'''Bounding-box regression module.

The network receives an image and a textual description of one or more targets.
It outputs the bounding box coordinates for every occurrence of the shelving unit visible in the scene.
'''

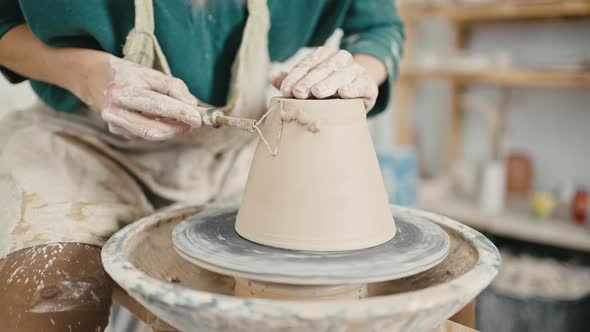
[400,1,590,22]
[395,0,590,158]
[417,176,590,252]
[401,67,590,88]
[395,1,590,251]
[420,191,590,253]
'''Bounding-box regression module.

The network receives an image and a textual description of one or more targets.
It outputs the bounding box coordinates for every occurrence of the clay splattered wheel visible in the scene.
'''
[172,206,450,285]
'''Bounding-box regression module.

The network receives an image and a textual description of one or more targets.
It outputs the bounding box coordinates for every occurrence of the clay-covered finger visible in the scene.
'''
[112,60,197,105]
[107,123,135,139]
[102,108,190,141]
[292,50,353,99]
[311,63,362,99]
[337,75,379,111]
[280,47,333,97]
[271,71,288,90]
[145,72,200,106]
[111,87,201,128]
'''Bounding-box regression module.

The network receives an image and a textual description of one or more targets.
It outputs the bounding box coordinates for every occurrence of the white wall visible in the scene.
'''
[412,18,590,191]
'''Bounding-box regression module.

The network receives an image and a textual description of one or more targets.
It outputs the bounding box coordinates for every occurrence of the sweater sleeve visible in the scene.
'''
[340,0,404,116]
[0,0,27,83]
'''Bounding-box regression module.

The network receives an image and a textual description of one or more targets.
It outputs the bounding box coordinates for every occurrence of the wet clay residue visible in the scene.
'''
[280,109,320,133]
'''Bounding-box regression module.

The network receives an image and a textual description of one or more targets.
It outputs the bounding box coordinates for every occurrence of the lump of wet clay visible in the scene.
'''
[280,109,320,133]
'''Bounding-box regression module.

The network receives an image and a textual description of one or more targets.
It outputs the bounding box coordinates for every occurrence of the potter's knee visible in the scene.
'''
[0,243,113,331]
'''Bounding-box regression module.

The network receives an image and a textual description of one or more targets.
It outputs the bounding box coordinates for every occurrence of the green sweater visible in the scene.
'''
[0,0,404,116]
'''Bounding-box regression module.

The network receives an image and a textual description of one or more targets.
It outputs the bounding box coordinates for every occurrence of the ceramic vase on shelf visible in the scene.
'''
[451,161,480,200]
[479,160,506,215]
[572,189,588,225]
[531,192,557,220]
[554,182,575,221]
[506,152,533,197]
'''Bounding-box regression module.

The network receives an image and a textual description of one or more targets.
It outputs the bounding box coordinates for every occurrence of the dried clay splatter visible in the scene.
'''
[280,109,320,133]
[166,275,181,283]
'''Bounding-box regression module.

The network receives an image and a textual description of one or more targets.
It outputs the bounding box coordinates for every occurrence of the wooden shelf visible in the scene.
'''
[400,67,590,87]
[400,1,590,23]
[420,192,590,253]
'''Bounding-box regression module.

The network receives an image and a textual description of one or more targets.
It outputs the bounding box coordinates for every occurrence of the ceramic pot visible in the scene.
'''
[572,190,588,225]
[235,97,395,251]
[506,153,533,196]
[479,160,506,215]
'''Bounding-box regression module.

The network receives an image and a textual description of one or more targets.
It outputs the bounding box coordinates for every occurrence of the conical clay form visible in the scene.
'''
[236,97,395,251]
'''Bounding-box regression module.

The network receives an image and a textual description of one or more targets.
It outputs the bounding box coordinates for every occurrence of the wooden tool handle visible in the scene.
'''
[197,107,256,132]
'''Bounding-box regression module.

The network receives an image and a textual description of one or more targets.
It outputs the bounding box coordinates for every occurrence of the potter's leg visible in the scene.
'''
[0,122,153,258]
[0,117,154,330]
[0,243,112,331]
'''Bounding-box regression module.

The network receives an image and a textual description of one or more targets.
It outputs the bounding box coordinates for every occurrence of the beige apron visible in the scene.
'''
[0,0,270,258]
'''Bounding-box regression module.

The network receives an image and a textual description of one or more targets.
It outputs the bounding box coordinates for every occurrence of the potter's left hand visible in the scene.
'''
[273,47,385,111]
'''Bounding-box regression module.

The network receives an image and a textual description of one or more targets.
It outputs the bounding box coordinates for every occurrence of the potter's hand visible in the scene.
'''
[0,27,201,140]
[274,47,385,111]
[84,55,201,141]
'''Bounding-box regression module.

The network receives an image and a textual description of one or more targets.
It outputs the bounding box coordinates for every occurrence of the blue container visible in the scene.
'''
[376,147,418,207]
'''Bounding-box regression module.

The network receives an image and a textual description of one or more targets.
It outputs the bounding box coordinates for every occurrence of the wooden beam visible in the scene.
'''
[400,1,590,23]
[447,23,469,167]
[448,82,465,167]
[450,300,477,329]
[393,80,415,146]
[113,285,179,332]
[400,68,590,88]
[393,19,417,146]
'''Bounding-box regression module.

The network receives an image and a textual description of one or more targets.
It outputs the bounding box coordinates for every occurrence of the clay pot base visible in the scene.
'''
[172,206,450,285]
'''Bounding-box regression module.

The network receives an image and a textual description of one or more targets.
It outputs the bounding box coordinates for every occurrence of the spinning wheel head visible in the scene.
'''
[172,207,450,286]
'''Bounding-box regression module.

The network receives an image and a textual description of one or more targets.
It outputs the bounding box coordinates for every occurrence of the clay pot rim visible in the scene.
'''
[102,205,500,320]
[269,96,366,124]
[271,96,365,104]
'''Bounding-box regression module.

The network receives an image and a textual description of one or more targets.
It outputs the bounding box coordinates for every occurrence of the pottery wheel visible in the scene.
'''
[172,207,450,285]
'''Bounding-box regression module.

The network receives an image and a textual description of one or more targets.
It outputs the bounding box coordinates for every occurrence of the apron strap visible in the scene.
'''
[123,0,172,75]
[121,0,270,118]
[223,0,270,118]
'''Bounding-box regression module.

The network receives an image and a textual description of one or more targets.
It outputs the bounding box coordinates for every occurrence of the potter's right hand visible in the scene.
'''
[83,55,201,141]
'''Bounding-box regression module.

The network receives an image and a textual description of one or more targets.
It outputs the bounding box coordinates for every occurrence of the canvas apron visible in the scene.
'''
[0,0,270,259]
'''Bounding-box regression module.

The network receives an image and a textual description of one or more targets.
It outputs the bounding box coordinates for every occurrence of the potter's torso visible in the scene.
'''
[4,0,365,112]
